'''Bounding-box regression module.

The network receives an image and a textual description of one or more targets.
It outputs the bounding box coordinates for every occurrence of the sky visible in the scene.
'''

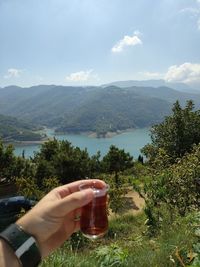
[0,0,200,88]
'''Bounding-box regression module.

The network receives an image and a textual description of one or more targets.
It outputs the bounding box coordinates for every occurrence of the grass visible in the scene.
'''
[40,249,95,267]
[40,211,198,267]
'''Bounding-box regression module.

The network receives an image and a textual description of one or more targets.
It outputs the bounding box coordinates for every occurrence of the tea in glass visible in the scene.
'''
[79,181,109,239]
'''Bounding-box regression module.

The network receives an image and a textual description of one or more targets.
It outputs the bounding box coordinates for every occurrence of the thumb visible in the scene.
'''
[54,188,94,216]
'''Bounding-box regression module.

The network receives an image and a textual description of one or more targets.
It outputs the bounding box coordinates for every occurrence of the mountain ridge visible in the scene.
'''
[102,79,199,94]
[0,83,200,138]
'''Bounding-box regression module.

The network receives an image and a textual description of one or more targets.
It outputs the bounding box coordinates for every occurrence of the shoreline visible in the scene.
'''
[5,128,140,145]
[4,138,50,146]
[87,128,136,138]
[55,128,136,139]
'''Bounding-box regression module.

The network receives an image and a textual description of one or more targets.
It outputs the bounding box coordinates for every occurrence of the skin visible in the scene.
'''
[0,179,105,267]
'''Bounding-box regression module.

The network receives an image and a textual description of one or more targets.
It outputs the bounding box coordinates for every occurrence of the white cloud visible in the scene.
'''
[164,63,200,84]
[4,68,23,79]
[111,33,142,53]
[65,69,98,82]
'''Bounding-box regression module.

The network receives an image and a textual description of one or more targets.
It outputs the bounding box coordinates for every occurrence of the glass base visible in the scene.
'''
[82,230,107,240]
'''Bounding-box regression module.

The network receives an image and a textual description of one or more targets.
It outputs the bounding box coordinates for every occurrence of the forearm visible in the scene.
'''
[0,239,20,267]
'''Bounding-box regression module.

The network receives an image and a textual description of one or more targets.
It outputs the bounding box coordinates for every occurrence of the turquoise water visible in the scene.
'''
[14,128,151,159]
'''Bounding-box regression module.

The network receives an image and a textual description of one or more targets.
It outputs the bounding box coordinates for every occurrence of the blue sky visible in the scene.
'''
[0,0,200,87]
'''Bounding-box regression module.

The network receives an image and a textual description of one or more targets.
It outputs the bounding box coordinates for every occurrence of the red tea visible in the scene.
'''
[80,193,108,239]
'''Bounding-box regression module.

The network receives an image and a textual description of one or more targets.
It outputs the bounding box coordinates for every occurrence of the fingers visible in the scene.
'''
[52,188,95,216]
[73,221,80,233]
[72,208,81,233]
[52,179,106,199]
[73,208,82,222]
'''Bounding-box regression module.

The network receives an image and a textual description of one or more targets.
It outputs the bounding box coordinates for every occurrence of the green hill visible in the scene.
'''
[0,114,43,141]
[0,84,200,135]
[0,85,98,125]
[56,86,171,135]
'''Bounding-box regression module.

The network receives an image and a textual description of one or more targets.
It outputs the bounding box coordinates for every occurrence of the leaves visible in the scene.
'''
[142,100,200,166]
[102,145,134,187]
[94,244,128,267]
[33,139,93,184]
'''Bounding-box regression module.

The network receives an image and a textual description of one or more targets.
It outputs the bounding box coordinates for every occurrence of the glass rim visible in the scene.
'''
[79,181,109,197]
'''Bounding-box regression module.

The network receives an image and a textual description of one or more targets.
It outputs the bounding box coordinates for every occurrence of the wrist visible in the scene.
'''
[0,238,20,267]
[16,215,43,258]
[0,224,41,267]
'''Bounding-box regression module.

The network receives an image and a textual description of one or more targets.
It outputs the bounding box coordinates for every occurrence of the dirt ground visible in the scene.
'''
[109,188,145,218]
[124,189,145,215]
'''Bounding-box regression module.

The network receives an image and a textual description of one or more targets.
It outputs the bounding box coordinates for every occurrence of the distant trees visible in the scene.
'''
[32,140,135,186]
[0,139,134,202]
[102,145,134,187]
[142,100,200,165]
[33,141,134,187]
[0,137,135,197]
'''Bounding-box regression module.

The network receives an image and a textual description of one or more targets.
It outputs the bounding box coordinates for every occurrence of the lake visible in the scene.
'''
[13,128,151,159]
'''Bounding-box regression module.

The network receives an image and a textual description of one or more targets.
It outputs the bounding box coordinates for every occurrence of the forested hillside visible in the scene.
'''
[57,87,171,135]
[0,85,98,125]
[1,84,200,136]
[0,114,43,141]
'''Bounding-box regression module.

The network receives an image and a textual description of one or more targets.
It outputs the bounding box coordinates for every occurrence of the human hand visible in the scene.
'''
[16,179,105,258]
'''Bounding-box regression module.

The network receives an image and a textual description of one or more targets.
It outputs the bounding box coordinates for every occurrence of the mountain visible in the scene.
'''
[0,84,200,136]
[122,86,200,106]
[0,85,98,125]
[0,114,43,142]
[188,81,200,91]
[102,79,199,93]
[56,86,171,136]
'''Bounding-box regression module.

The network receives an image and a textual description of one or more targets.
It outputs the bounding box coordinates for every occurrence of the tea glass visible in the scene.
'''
[79,181,109,240]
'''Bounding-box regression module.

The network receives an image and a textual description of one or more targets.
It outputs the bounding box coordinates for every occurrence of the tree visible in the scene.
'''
[0,141,32,182]
[34,139,92,184]
[143,143,200,226]
[142,100,200,165]
[89,151,102,176]
[137,155,144,164]
[0,142,15,181]
[102,145,134,187]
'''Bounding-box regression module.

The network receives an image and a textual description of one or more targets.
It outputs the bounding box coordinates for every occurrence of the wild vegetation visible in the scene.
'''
[0,100,200,266]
